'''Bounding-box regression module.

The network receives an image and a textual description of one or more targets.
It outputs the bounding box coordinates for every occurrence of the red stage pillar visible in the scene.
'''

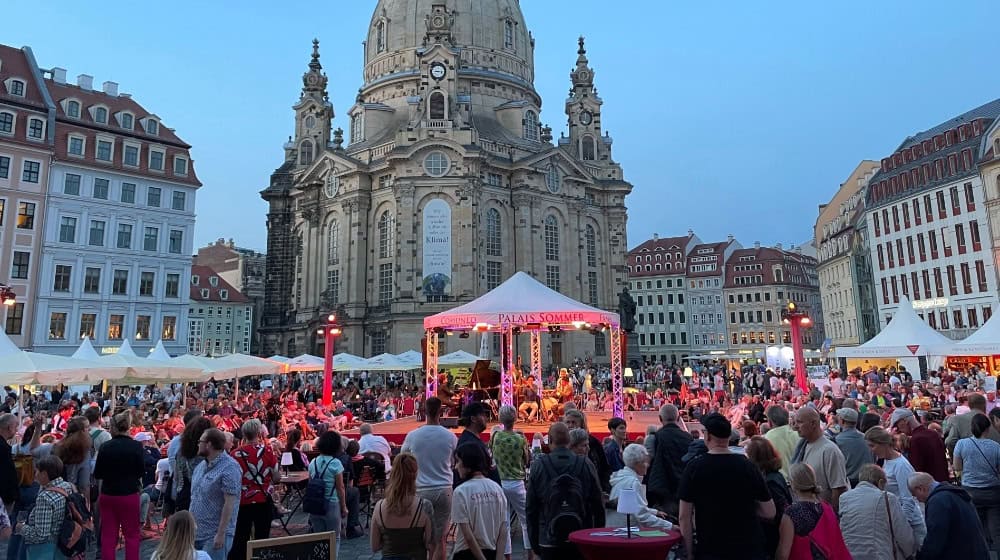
[789,318,808,393]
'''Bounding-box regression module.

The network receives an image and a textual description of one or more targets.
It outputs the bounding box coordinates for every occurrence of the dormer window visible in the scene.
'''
[146,119,158,135]
[174,156,188,176]
[200,289,209,299]
[0,111,13,135]
[27,118,44,140]
[94,107,108,124]
[9,80,24,97]
[523,110,538,141]
[66,100,80,118]
[191,275,200,285]
[219,289,228,300]
[209,276,219,287]
[120,113,133,130]
[149,149,165,171]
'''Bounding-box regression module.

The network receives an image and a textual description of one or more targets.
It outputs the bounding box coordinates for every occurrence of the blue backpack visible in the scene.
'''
[302,459,333,515]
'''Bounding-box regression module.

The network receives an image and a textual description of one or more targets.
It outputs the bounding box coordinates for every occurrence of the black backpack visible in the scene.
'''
[540,455,587,543]
[302,459,333,515]
[49,486,94,560]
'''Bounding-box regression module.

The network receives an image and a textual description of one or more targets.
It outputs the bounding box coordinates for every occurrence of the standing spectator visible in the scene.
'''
[891,408,949,482]
[791,407,848,514]
[840,464,916,560]
[908,472,989,560]
[358,423,393,474]
[451,444,508,560]
[93,412,145,560]
[763,406,800,478]
[191,428,242,560]
[14,456,75,559]
[865,426,926,546]
[952,413,1000,553]
[151,510,211,560]
[562,409,610,493]
[455,403,500,485]
[174,417,212,511]
[370,452,432,560]
[401,397,457,560]
[609,444,672,530]
[230,419,276,560]
[568,429,590,457]
[945,394,1000,455]
[307,431,347,558]
[832,408,871,488]
[745,436,791,558]
[603,417,627,474]
[0,414,18,507]
[53,417,93,505]
[527,423,604,560]
[775,463,851,560]
[678,413,774,560]
[647,404,692,516]
[490,406,531,560]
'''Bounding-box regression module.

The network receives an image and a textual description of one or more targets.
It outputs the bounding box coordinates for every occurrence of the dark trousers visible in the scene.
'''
[539,544,578,560]
[344,485,361,529]
[454,549,497,560]
[229,502,272,560]
[966,485,1000,552]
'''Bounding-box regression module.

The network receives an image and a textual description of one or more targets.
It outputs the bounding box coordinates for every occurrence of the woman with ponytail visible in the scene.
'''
[775,463,851,560]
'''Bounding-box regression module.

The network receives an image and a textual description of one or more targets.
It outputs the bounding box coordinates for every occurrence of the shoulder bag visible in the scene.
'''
[970,439,1000,478]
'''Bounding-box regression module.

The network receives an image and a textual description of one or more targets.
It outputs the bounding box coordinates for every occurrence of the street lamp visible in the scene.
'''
[781,302,811,393]
[0,284,16,306]
[317,313,341,406]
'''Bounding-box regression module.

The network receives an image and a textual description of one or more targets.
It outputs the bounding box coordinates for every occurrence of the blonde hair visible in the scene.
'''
[788,463,820,496]
[864,425,893,447]
[383,452,418,516]
[153,510,197,560]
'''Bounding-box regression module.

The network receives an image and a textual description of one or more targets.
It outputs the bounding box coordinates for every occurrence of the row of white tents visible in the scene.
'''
[266,349,484,373]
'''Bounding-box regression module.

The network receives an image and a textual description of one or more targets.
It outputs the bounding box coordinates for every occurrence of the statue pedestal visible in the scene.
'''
[625,331,643,369]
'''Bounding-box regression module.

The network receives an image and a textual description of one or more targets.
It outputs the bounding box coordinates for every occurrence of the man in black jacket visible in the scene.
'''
[527,422,605,560]
[908,472,989,559]
[646,404,692,516]
[0,413,19,507]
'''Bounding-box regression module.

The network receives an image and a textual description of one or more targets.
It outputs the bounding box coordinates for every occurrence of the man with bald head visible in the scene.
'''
[908,472,989,559]
[526,422,605,560]
[647,404,692,516]
[792,406,849,513]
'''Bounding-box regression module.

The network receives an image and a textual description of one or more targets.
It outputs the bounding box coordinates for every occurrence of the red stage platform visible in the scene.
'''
[343,410,663,445]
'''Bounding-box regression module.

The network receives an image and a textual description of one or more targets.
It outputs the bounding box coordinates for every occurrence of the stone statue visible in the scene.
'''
[618,287,637,332]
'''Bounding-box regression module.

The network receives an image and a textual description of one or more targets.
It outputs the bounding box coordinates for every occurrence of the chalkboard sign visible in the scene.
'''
[247,531,336,560]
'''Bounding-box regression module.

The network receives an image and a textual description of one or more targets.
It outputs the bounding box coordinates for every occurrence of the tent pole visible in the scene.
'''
[530,331,543,394]
[610,325,624,418]
[182,382,187,408]
[109,384,117,416]
[234,372,239,403]
[425,330,438,401]
[500,325,514,407]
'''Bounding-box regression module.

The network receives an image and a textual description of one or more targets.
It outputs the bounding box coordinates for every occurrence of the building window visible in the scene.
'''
[117,224,133,249]
[88,220,105,246]
[350,113,363,143]
[84,267,100,294]
[143,227,159,251]
[378,211,393,259]
[167,192,185,213]
[544,215,559,261]
[371,331,387,355]
[120,113,133,129]
[140,271,155,296]
[11,251,29,279]
[523,110,538,141]
[93,177,109,199]
[299,141,313,166]
[64,174,81,195]
[173,157,188,175]
[112,269,128,295]
[585,225,597,267]
[160,316,176,341]
[121,182,136,203]
[0,112,13,135]
[423,151,449,176]
[9,80,25,96]
[378,262,393,305]
[486,209,502,256]
[66,100,80,118]
[429,92,446,120]
[976,260,988,292]
[165,273,179,298]
[146,119,158,135]
[59,217,77,243]
[27,118,43,139]
[48,313,67,340]
[94,107,108,124]
[79,313,96,340]
[22,161,40,183]
[108,314,124,340]
[581,136,595,161]
[326,269,339,303]
[504,20,515,49]
[0,156,9,178]
[149,150,165,171]
[327,220,339,264]
[376,20,386,52]
[545,264,560,292]
[486,261,502,290]
[15,202,34,229]
[96,140,112,161]
[587,270,598,305]
[136,315,151,340]
[5,303,24,335]
[124,145,139,166]
[168,230,184,254]
[147,187,161,207]
[68,136,84,156]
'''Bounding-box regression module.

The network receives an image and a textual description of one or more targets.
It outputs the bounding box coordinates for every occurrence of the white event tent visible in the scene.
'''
[937,312,1000,356]
[395,350,424,369]
[99,339,206,384]
[364,353,417,371]
[0,331,124,387]
[438,350,483,367]
[835,297,952,375]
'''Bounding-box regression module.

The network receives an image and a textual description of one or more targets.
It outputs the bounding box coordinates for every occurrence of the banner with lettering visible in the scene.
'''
[422,199,452,296]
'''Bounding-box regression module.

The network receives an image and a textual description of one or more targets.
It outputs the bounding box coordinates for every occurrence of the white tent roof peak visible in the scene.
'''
[939,310,1000,355]
[148,340,172,361]
[117,339,138,357]
[0,329,22,356]
[836,297,952,358]
[72,337,100,361]
[424,271,620,330]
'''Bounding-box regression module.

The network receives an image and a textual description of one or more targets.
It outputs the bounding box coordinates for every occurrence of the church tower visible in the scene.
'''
[564,37,606,164]
[287,39,334,168]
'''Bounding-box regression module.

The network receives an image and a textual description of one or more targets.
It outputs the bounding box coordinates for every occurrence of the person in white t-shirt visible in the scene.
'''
[451,443,508,560]
[358,423,393,474]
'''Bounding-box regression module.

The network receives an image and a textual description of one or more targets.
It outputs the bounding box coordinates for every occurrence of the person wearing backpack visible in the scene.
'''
[526,422,605,560]
[303,431,347,559]
[14,455,77,560]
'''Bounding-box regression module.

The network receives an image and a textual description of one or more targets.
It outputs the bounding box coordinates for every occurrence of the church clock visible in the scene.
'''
[579,110,593,125]
[430,62,447,81]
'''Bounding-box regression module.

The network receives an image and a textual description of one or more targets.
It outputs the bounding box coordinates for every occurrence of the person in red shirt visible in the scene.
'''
[230,418,277,560]
[890,408,949,482]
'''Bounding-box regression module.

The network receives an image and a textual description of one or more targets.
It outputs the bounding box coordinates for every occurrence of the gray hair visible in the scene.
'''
[622,443,648,469]
[241,419,262,440]
[659,404,678,422]
[0,413,16,431]
[564,409,587,430]
[498,405,517,426]
[569,428,589,448]
[359,423,373,435]
[766,405,789,427]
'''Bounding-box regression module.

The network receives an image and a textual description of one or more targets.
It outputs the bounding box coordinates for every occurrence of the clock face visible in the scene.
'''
[579,111,593,125]
[430,63,447,81]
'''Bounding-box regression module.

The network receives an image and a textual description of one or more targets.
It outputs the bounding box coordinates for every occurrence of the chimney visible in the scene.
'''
[754,241,760,249]
[76,74,93,90]
[652,233,659,241]
[51,68,67,84]
[775,242,783,251]
[727,234,734,243]
[687,228,694,236]
[102,81,119,97]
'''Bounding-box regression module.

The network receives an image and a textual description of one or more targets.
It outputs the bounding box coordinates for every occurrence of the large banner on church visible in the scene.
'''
[422,199,452,296]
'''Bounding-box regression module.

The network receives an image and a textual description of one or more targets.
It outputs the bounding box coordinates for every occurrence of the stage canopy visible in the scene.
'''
[939,312,1000,356]
[836,297,952,359]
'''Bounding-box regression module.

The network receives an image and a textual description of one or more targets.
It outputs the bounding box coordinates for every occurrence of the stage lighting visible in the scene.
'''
[459,331,470,339]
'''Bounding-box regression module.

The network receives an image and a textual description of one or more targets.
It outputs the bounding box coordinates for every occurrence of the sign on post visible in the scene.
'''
[247,531,336,560]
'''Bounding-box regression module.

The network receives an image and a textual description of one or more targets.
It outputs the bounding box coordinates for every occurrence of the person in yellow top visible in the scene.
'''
[763,405,801,478]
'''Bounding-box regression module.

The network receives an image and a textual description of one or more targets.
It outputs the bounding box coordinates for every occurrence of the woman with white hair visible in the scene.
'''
[609,444,673,530]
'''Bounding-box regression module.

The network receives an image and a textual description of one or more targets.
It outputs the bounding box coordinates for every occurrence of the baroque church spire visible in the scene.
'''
[570,36,594,91]
[301,38,328,101]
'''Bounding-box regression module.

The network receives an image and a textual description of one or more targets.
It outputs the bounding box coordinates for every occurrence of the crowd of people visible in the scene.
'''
[0,360,997,560]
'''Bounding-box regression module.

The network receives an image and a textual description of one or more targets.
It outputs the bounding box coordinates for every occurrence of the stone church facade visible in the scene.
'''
[261,0,632,363]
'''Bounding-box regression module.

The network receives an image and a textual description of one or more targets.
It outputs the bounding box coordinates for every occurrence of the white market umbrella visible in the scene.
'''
[395,350,424,369]
[364,352,415,371]
[287,354,325,372]
[267,355,291,364]
[332,353,368,371]
[0,331,126,386]
[100,339,205,383]
[438,350,484,367]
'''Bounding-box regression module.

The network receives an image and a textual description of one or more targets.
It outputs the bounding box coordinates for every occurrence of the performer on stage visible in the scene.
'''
[518,375,540,422]
[436,372,457,408]
[555,368,575,403]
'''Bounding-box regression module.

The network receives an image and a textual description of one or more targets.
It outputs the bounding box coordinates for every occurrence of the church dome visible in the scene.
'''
[363,0,535,93]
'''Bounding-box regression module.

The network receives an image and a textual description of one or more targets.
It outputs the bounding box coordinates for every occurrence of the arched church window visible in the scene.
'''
[523,110,538,141]
[327,220,339,265]
[429,91,446,120]
[545,164,561,193]
[544,215,559,261]
[378,211,393,259]
[350,113,363,144]
[299,140,313,165]
[504,20,514,49]
[486,208,502,256]
[376,21,386,53]
[581,136,595,161]
[585,225,596,267]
